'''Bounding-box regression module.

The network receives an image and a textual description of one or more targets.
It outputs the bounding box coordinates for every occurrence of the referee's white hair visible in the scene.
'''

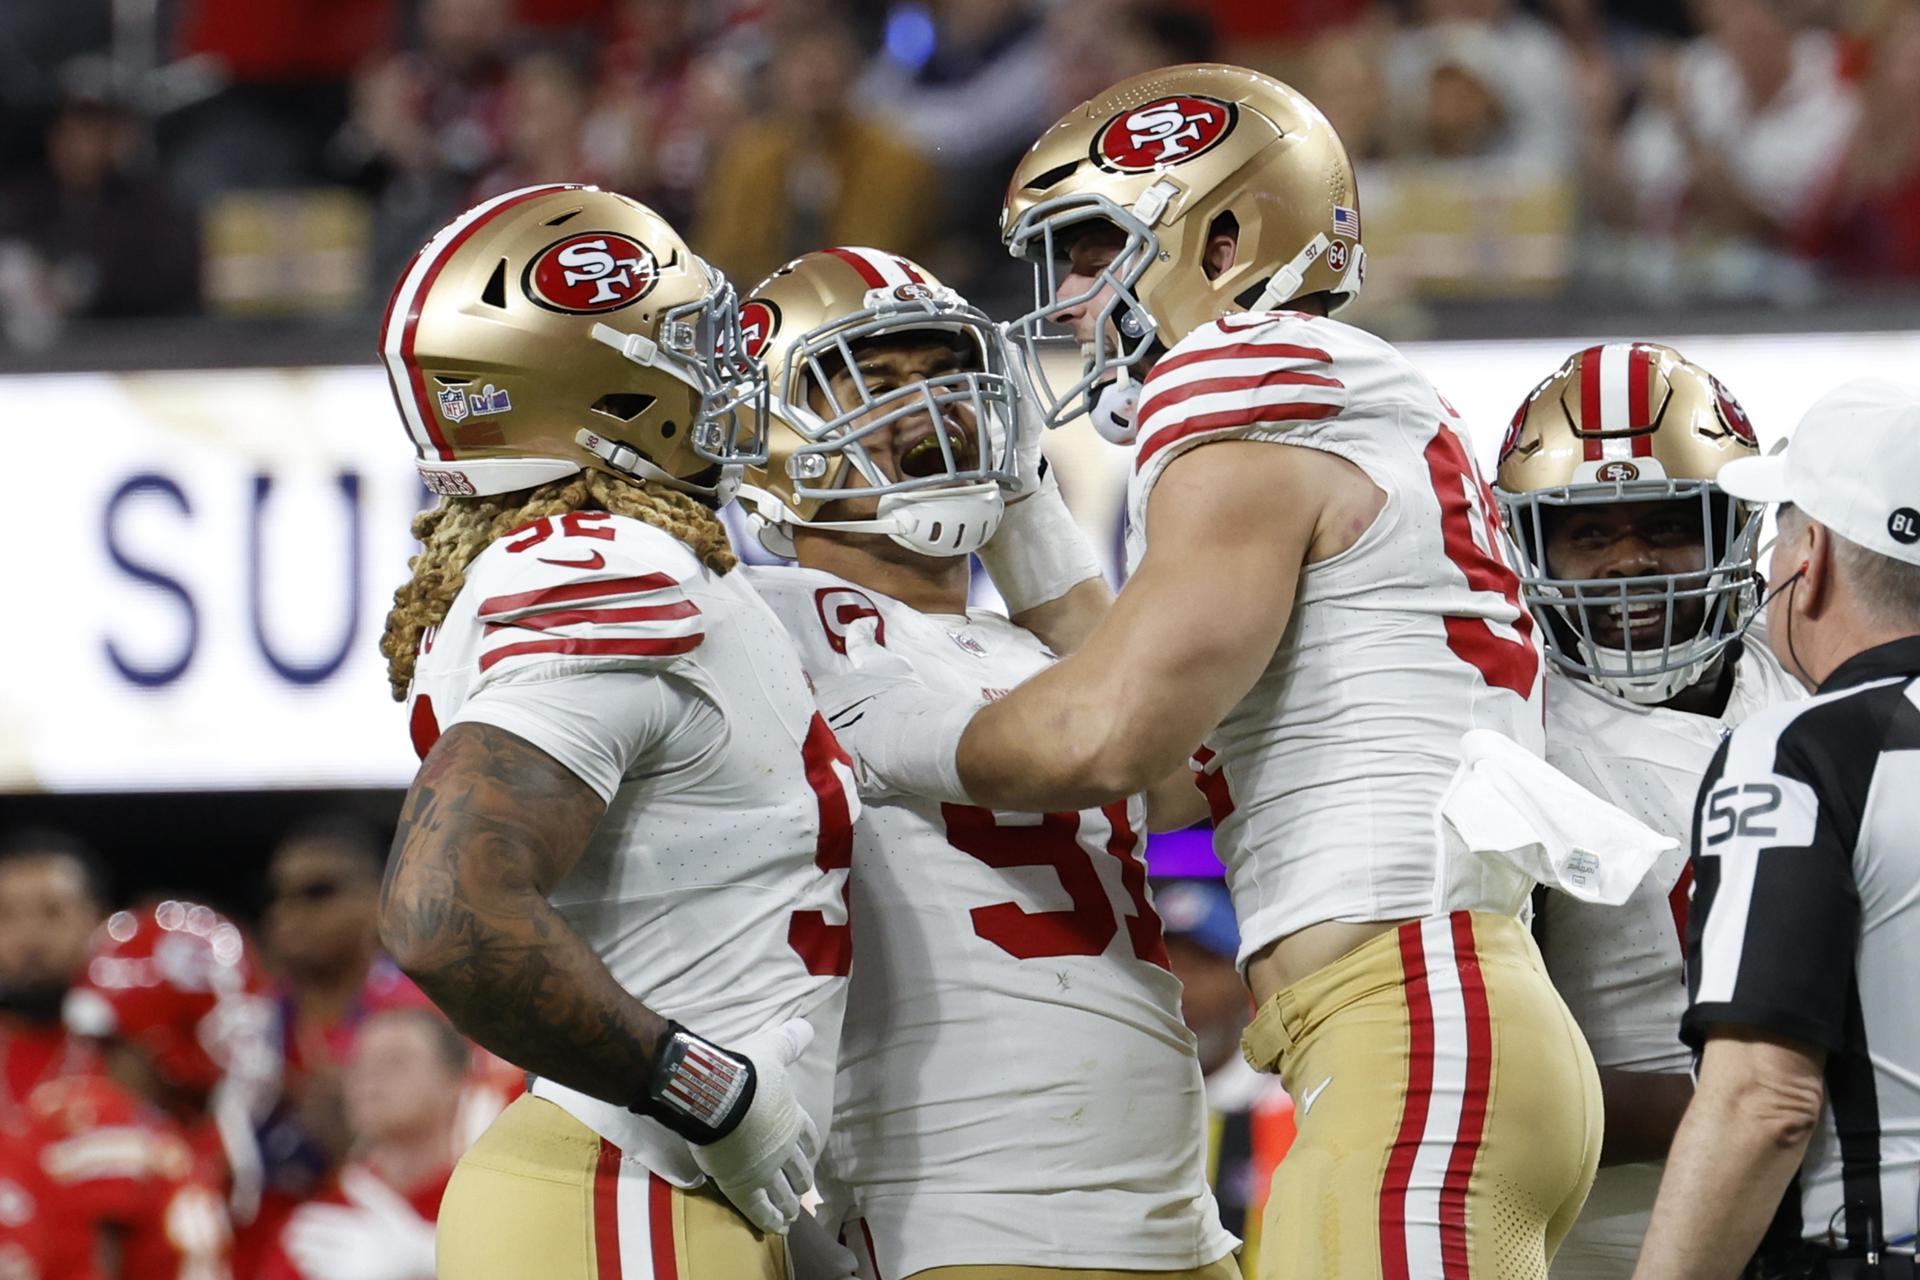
[1780,504,1920,626]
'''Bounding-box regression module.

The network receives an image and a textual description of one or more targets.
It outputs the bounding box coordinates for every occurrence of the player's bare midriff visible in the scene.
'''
[1245,917,1419,1004]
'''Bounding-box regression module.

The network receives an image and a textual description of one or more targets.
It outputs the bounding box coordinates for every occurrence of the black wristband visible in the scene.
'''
[632,1021,757,1145]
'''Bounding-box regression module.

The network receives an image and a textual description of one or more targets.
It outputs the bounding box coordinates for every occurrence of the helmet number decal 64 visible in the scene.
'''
[1091,95,1237,173]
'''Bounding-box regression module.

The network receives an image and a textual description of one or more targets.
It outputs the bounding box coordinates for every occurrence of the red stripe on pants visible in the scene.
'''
[593,1140,623,1280]
[1380,922,1436,1280]
[1438,912,1492,1278]
[649,1174,677,1280]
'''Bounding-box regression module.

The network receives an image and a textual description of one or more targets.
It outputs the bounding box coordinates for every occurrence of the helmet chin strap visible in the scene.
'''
[745,483,1006,559]
[1250,234,1331,313]
[575,429,740,506]
[1088,377,1143,445]
[590,322,707,395]
[1246,234,1367,314]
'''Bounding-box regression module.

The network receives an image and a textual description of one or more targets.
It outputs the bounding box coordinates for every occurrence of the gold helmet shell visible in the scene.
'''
[1001,63,1364,426]
[1493,342,1764,704]
[739,246,1018,559]
[378,184,765,501]
[1496,342,1761,496]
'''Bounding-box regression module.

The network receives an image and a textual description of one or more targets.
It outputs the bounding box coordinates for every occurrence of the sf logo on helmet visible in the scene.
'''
[740,299,779,359]
[1093,95,1236,173]
[526,232,660,314]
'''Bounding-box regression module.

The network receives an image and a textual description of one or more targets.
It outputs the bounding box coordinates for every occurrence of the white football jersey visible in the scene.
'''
[747,565,1236,1277]
[1126,311,1547,965]
[406,512,853,1188]
[1541,635,1803,1275]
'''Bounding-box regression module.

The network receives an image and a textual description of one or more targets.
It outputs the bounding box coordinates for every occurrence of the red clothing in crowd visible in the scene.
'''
[175,0,394,81]
[256,1163,452,1280]
[0,1115,91,1280]
[29,1074,233,1280]
[279,957,432,1084]
[0,1024,94,1115]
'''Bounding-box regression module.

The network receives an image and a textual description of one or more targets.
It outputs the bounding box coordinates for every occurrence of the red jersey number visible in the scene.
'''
[788,714,855,976]
[502,511,617,552]
[941,803,1169,970]
[1422,425,1538,696]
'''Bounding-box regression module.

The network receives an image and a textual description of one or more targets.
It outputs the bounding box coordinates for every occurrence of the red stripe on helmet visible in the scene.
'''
[400,185,567,459]
[1628,343,1652,427]
[1578,346,1604,461]
[824,246,888,288]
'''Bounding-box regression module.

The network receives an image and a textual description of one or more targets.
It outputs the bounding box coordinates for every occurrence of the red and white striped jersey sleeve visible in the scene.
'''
[463,527,706,688]
[1131,312,1350,481]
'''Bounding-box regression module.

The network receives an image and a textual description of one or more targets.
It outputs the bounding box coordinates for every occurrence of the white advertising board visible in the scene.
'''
[3,330,1913,791]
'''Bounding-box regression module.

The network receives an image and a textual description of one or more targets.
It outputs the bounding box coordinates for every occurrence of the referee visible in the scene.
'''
[1634,380,1920,1280]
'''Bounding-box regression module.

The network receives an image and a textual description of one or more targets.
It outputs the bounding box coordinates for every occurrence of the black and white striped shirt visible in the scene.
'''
[1684,635,1920,1255]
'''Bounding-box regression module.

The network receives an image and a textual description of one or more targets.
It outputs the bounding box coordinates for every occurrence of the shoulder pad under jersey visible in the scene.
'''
[462,511,708,685]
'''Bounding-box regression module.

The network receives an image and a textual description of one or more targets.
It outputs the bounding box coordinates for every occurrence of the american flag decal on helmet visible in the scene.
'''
[1333,206,1361,239]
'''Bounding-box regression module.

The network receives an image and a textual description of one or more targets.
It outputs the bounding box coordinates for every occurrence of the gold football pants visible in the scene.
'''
[1241,911,1601,1280]
[437,1094,790,1279]
[906,1264,1240,1279]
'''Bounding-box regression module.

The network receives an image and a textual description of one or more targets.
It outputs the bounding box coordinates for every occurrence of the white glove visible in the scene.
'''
[689,1018,820,1235]
[997,326,1051,499]
[282,1166,437,1280]
[981,329,1105,613]
[787,1211,862,1280]
[817,620,978,803]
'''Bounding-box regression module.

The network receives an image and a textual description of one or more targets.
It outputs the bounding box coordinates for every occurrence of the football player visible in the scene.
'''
[736,245,1238,1279]
[0,832,107,1110]
[1493,345,1804,1279]
[371,184,856,1277]
[818,65,1641,1277]
[47,898,281,1280]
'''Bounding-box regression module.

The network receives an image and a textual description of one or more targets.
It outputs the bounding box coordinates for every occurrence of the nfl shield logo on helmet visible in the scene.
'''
[437,386,470,423]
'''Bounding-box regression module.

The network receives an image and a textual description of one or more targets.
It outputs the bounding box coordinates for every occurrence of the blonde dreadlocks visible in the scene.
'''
[380,470,737,701]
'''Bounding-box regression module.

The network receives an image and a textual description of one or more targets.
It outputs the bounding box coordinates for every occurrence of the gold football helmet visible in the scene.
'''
[1494,342,1763,703]
[1001,63,1364,427]
[739,247,1018,558]
[378,183,765,502]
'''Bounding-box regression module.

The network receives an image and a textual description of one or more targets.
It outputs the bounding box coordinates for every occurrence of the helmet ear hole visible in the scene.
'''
[481,260,508,309]
[590,393,657,422]
[1023,160,1080,193]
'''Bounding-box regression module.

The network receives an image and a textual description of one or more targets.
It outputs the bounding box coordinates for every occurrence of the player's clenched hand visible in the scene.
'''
[816,619,979,804]
[637,1018,819,1234]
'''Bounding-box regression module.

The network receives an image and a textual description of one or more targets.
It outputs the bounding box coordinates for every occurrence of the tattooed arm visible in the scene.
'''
[378,721,666,1105]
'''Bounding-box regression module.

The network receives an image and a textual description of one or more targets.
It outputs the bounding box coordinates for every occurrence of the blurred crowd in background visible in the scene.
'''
[1,0,1916,350]
[0,824,1284,1278]
[0,823,525,1279]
